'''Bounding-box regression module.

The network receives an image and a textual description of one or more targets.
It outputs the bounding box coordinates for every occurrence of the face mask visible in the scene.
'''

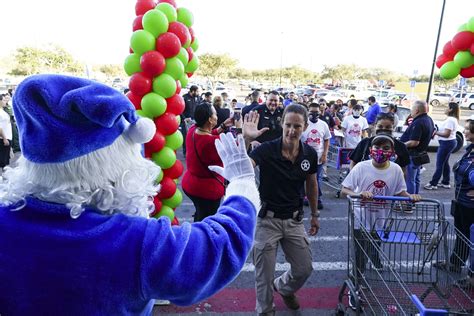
[376,129,393,135]
[353,110,361,117]
[370,149,394,164]
[308,112,319,123]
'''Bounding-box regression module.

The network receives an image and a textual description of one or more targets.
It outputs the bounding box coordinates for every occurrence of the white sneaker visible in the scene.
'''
[439,184,451,189]
[424,184,438,190]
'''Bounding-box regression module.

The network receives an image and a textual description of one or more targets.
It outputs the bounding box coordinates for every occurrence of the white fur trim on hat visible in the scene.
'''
[126,118,156,144]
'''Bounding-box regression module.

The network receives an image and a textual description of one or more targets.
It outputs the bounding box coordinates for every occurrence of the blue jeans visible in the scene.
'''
[317,163,323,203]
[429,139,457,186]
[406,159,421,194]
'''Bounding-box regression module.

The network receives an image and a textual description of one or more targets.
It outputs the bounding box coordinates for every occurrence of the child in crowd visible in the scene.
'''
[341,103,368,148]
[341,134,421,279]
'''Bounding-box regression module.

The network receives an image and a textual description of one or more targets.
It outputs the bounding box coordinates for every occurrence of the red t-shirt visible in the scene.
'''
[182,125,225,200]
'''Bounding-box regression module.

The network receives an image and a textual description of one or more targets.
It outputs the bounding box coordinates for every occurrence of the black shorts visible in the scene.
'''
[0,141,11,168]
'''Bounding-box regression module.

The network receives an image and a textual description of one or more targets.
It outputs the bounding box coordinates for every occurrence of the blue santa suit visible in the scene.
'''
[0,194,256,315]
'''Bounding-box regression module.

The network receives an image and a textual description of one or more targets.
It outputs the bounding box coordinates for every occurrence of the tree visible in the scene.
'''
[9,44,82,76]
[321,64,360,82]
[197,53,238,87]
[96,64,125,78]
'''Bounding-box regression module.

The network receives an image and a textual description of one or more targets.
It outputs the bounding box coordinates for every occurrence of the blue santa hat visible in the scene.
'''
[13,74,155,164]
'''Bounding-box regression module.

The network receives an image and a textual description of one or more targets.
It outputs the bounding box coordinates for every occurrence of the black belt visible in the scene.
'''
[266,210,301,220]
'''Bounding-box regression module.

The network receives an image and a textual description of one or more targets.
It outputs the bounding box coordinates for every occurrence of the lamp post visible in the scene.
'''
[279,32,283,87]
[426,0,447,104]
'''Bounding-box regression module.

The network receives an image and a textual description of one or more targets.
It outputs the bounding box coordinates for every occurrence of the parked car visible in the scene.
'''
[366,105,465,153]
[429,92,452,107]
[450,92,469,103]
[459,93,474,110]
[317,91,345,102]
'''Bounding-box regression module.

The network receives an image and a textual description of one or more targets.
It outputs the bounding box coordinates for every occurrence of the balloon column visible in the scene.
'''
[436,17,474,79]
[124,0,200,224]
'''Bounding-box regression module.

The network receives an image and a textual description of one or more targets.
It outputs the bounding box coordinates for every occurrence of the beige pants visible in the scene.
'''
[253,216,313,314]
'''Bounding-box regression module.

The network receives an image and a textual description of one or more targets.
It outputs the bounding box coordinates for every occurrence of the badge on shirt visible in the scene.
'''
[301,159,311,171]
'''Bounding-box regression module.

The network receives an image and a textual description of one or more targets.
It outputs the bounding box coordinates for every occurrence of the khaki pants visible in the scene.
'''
[253,216,313,314]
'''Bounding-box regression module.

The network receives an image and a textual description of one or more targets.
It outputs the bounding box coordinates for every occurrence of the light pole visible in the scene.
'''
[426,0,447,104]
[279,32,283,87]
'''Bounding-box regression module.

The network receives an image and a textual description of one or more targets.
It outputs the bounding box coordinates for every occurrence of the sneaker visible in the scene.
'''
[348,290,357,310]
[318,201,323,210]
[433,261,462,273]
[273,282,300,310]
[424,184,438,190]
[439,183,451,189]
[403,204,415,214]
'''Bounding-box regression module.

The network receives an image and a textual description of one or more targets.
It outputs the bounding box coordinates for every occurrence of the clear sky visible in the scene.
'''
[2,0,473,76]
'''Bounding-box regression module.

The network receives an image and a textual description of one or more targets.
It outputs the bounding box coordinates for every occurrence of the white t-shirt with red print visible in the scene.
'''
[341,115,368,148]
[301,119,331,165]
[342,160,406,230]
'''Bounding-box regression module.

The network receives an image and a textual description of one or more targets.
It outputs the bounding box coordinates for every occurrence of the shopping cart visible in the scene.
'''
[324,144,353,198]
[336,196,473,315]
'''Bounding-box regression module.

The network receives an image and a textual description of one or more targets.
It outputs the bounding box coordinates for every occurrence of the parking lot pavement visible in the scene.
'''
[153,150,461,315]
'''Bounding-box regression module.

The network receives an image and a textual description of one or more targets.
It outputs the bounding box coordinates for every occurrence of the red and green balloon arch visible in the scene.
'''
[436,17,474,79]
[124,0,200,224]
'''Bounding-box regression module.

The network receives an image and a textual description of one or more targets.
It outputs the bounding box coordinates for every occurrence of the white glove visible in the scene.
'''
[209,133,255,182]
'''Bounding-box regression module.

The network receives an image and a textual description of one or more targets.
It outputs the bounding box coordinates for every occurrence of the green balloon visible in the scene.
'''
[152,147,176,169]
[176,114,181,125]
[136,109,152,119]
[143,9,169,38]
[156,170,164,183]
[156,205,175,220]
[156,3,177,23]
[177,47,189,66]
[141,93,167,118]
[454,51,474,68]
[191,37,199,52]
[179,73,189,88]
[165,130,183,150]
[153,73,177,98]
[164,57,185,80]
[162,189,183,209]
[185,55,199,73]
[440,61,461,80]
[130,30,155,55]
[124,53,142,76]
[458,23,468,32]
[177,7,194,27]
[468,17,474,32]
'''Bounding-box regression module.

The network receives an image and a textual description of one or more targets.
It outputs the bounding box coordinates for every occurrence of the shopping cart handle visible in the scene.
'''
[410,295,447,315]
[349,195,411,201]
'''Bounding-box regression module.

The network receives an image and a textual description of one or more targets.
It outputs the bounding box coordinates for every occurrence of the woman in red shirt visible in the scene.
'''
[182,103,232,221]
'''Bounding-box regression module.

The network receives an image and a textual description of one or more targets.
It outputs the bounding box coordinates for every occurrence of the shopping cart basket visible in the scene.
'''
[336,196,473,315]
[324,144,352,198]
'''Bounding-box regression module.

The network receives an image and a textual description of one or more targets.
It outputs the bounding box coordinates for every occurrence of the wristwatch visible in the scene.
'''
[311,211,320,218]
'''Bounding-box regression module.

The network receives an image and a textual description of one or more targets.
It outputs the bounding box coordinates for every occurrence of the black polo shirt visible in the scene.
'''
[349,136,410,168]
[253,104,283,143]
[250,137,318,212]
[399,113,435,154]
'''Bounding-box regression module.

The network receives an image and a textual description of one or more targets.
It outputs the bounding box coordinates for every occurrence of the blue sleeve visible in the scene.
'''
[140,196,256,305]
[469,169,474,186]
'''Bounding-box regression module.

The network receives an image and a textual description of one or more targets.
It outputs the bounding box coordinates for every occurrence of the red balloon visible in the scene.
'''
[471,42,474,55]
[126,91,142,110]
[140,51,166,77]
[186,47,194,61]
[133,15,144,31]
[443,41,458,59]
[144,147,153,158]
[158,0,177,7]
[460,64,474,78]
[129,73,152,96]
[435,54,451,69]
[135,0,156,16]
[175,80,181,94]
[163,160,184,179]
[166,94,185,115]
[171,216,180,226]
[154,112,179,135]
[168,22,191,46]
[156,32,181,58]
[145,131,166,153]
[187,72,193,78]
[150,197,162,217]
[158,177,177,199]
[452,31,474,51]
[189,27,195,43]
[129,47,134,54]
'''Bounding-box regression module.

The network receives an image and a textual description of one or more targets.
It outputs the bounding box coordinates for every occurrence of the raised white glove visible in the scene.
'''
[209,133,255,182]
